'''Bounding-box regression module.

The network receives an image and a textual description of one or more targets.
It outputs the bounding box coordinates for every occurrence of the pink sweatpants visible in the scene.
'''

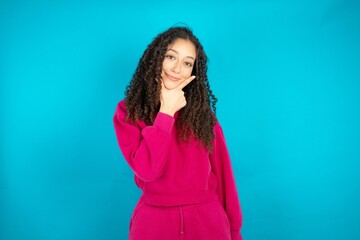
[129,200,231,240]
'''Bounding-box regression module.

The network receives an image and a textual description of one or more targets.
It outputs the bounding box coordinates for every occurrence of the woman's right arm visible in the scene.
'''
[113,101,174,182]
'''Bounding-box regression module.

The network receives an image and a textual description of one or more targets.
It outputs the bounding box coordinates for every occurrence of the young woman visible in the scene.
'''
[113,26,243,240]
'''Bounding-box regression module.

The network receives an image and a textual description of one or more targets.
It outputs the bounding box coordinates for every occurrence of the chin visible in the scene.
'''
[163,82,177,90]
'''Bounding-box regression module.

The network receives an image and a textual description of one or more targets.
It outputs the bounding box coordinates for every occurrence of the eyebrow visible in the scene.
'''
[168,49,195,61]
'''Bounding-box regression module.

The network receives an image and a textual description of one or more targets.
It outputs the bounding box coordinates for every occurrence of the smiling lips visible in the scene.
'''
[166,73,180,82]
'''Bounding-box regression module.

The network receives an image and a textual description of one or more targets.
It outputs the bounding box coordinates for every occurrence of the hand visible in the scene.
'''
[159,75,196,116]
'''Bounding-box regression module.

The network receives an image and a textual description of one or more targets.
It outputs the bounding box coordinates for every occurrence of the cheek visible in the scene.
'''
[162,60,171,71]
[183,67,193,78]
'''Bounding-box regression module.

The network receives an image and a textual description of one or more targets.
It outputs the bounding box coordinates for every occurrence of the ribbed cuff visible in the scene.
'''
[153,112,175,134]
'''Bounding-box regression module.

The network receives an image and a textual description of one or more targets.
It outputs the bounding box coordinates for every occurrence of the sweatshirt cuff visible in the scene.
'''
[231,229,242,240]
[153,112,175,134]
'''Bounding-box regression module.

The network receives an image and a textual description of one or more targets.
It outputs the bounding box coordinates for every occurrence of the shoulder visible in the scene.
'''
[114,99,146,127]
[212,116,226,139]
[212,114,222,131]
[209,110,221,128]
[115,99,127,113]
[114,99,128,120]
[118,99,126,109]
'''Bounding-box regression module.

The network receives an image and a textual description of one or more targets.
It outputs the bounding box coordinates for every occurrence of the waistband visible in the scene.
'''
[141,190,219,207]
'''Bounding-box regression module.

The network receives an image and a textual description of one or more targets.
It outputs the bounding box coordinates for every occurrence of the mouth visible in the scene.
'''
[165,73,181,82]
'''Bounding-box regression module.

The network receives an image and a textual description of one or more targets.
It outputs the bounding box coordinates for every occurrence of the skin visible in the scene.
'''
[159,38,197,117]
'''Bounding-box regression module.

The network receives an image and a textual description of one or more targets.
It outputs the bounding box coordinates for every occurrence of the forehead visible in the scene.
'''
[167,38,196,58]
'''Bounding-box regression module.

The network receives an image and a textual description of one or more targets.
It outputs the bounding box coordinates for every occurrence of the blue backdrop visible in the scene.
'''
[1,0,359,239]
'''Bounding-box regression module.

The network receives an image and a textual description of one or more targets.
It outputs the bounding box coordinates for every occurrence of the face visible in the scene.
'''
[161,38,196,90]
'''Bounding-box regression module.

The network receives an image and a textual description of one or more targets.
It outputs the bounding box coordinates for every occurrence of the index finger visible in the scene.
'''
[176,75,196,90]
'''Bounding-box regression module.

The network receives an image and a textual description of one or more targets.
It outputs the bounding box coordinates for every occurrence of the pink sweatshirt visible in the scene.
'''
[113,100,243,239]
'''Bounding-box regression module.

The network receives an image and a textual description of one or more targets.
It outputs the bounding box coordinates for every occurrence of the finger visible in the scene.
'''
[176,75,196,90]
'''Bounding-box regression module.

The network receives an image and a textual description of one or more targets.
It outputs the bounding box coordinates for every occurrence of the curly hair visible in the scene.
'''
[124,26,218,151]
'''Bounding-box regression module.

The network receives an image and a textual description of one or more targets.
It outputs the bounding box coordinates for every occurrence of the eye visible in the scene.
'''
[165,55,175,60]
[185,62,193,67]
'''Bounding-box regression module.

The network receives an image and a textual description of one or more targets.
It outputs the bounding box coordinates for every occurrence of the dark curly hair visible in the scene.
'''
[124,26,218,151]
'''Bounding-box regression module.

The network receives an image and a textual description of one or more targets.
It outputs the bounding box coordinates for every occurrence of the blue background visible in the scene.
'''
[1,0,359,239]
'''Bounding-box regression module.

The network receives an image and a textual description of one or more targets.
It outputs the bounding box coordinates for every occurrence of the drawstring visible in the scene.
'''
[179,206,184,235]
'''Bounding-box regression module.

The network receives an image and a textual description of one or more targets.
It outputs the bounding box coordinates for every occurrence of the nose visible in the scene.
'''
[171,60,181,74]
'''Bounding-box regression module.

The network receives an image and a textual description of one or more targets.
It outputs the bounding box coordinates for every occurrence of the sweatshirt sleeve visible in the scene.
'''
[210,122,243,240]
[113,100,174,182]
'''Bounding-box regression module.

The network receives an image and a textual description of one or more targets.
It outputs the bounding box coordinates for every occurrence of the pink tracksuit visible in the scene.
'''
[113,100,243,240]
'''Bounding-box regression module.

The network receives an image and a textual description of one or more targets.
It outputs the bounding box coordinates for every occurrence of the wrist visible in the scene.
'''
[159,106,176,117]
[159,109,175,117]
